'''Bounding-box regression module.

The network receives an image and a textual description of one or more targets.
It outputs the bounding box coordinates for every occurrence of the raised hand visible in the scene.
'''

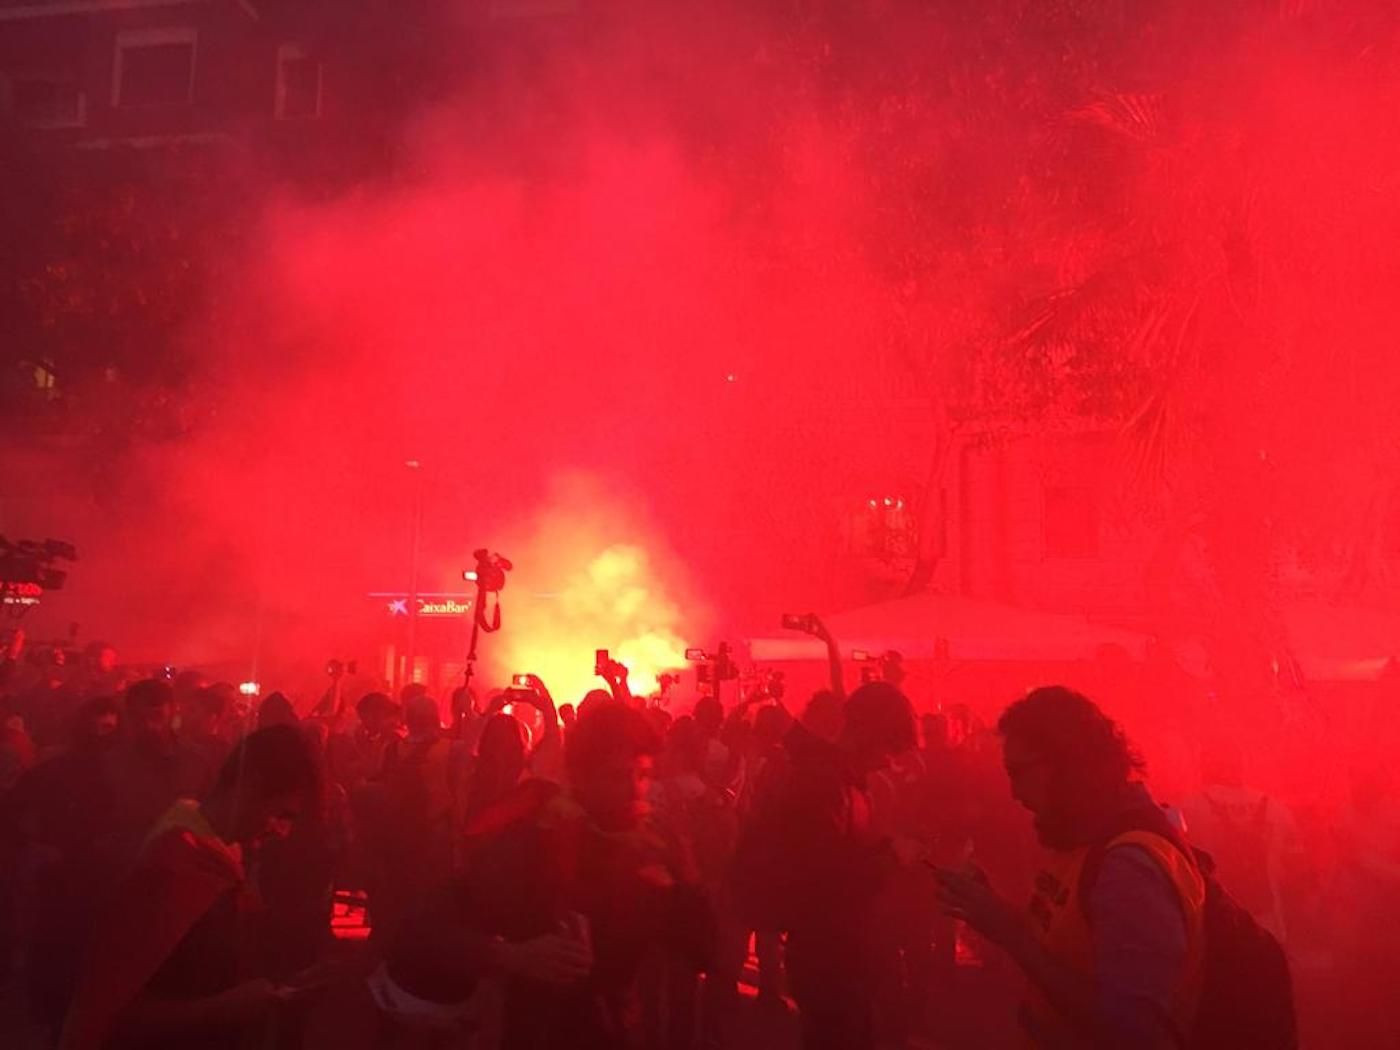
[524,674,554,707]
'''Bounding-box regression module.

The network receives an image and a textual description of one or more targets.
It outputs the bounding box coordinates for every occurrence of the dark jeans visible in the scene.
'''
[786,927,874,1050]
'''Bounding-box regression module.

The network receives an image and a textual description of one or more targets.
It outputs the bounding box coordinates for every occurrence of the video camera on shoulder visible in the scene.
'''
[852,650,880,684]
[686,642,738,685]
[781,613,819,634]
[464,549,512,593]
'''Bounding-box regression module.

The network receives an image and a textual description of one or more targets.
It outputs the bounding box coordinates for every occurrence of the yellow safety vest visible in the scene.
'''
[1020,830,1206,1048]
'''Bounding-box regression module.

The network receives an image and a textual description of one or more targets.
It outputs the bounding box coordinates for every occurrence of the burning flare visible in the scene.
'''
[499,541,690,703]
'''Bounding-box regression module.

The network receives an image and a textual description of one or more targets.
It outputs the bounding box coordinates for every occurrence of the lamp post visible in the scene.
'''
[404,459,424,691]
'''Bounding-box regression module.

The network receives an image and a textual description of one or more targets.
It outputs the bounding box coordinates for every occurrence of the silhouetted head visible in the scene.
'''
[184,687,228,738]
[802,689,844,742]
[400,682,430,708]
[693,696,723,737]
[173,669,209,706]
[841,682,917,774]
[566,701,660,831]
[753,703,792,749]
[257,692,299,730]
[125,679,175,738]
[465,713,529,818]
[74,695,121,744]
[879,650,906,686]
[356,692,399,737]
[208,724,318,847]
[997,686,1145,850]
[579,688,613,720]
[663,715,705,777]
[478,712,527,768]
[405,693,441,738]
[451,686,478,724]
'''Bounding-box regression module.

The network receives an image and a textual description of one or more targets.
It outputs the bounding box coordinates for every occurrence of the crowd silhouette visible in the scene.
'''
[1,623,1396,1049]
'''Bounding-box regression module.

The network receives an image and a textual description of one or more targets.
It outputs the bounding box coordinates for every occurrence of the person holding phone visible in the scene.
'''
[383,700,709,1049]
[931,687,1207,1050]
[60,726,322,1050]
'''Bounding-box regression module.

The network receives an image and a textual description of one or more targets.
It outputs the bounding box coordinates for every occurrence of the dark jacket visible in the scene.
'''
[730,723,890,937]
[388,780,710,1050]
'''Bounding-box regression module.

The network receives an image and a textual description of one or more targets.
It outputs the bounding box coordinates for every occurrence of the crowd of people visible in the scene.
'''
[0,620,1396,1049]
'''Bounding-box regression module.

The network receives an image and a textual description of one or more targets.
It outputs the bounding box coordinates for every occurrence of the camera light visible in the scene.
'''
[463,571,479,582]
[239,681,260,696]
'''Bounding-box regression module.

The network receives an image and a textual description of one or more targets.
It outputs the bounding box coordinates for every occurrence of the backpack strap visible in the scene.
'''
[1075,810,1207,1050]
[1077,805,1198,914]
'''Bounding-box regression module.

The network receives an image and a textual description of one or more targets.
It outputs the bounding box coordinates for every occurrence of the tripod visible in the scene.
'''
[462,587,501,692]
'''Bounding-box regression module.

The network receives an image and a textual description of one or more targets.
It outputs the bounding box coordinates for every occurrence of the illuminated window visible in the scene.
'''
[1043,485,1099,559]
[25,359,58,400]
[275,44,321,120]
[113,28,196,108]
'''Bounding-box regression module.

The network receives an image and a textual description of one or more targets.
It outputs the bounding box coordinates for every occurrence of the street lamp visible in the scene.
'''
[404,459,423,691]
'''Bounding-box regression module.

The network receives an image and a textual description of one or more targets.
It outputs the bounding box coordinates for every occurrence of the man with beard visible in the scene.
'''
[934,686,1206,1050]
[104,680,208,866]
[376,700,710,1049]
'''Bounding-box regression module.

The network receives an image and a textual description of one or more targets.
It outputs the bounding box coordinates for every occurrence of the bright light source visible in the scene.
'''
[239,681,260,696]
[500,542,689,700]
[725,373,737,383]
[463,570,479,582]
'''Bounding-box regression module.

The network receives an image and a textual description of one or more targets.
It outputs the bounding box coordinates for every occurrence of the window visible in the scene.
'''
[1043,485,1099,559]
[6,74,86,128]
[113,28,196,108]
[275,44,321,120]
